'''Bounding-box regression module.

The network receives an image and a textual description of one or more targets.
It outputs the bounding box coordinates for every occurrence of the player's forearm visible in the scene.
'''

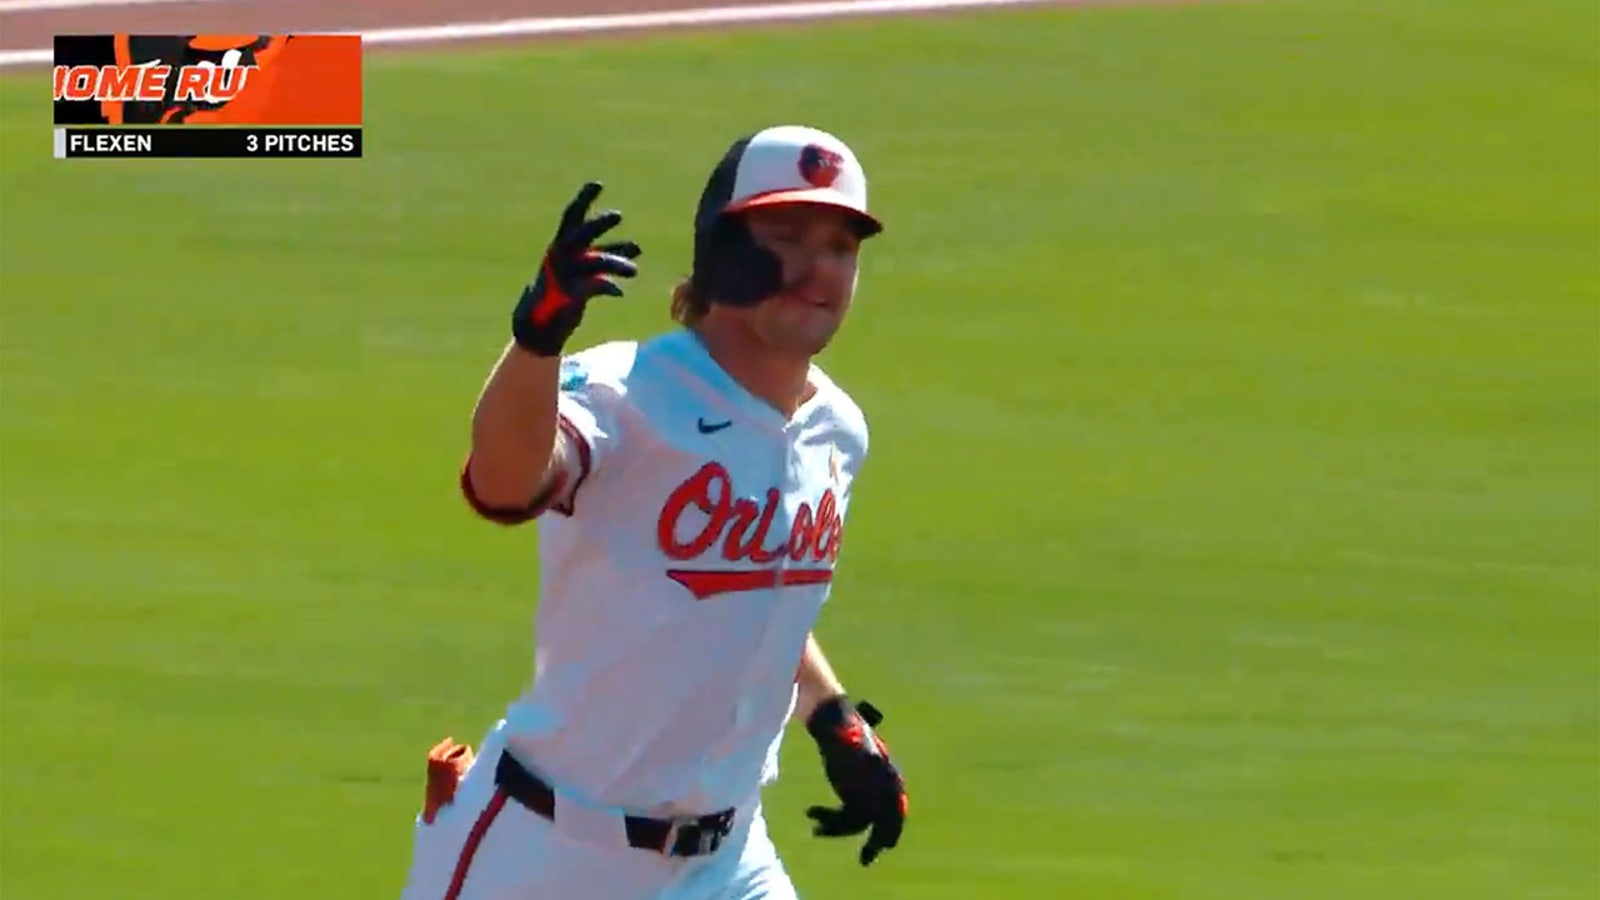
[794,632,847,724]
[468,340,562,508]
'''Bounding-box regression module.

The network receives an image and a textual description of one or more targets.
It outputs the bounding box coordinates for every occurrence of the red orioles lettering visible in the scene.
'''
[658,461,842,599]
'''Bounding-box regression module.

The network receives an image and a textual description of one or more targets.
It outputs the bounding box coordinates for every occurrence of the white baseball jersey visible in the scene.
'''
[464,327,868,819]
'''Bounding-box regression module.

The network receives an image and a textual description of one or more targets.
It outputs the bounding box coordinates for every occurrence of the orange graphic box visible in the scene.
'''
[101,34,362,126]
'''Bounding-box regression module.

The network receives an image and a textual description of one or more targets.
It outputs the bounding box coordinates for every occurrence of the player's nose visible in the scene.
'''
[805,250,852,285]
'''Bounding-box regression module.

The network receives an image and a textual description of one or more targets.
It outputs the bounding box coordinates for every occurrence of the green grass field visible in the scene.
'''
[2,0,1597,896]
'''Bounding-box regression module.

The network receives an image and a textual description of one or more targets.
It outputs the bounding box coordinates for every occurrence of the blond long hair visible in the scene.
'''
[670,279,712,326]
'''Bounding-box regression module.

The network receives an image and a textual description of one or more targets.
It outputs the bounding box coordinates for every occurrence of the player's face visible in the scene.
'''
[741,204,863,356]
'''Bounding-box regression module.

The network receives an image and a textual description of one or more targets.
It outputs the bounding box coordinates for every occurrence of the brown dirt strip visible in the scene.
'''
[0,0,772,50]
[0,0,1207,57]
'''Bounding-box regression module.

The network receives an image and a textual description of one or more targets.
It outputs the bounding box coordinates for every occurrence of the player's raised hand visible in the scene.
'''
[804,696,908,867]
[512,181,642,357]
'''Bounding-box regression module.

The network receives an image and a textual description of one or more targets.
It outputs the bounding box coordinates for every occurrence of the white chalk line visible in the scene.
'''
[0,0,1063,68]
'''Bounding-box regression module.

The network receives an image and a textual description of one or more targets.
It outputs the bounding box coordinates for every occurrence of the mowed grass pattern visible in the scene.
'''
[1,1,1596,897]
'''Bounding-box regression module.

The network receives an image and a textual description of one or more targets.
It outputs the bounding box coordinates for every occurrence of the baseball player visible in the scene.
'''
[397,125,908,900]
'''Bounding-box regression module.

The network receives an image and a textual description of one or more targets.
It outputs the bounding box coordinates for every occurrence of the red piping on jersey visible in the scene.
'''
[666,568,833,600]
[551,413,593,517]
[459,455,566,525]
[459,412,592,524]
[442,788,509,900]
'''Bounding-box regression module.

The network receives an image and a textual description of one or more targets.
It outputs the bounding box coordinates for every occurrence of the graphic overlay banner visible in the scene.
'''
[52,34,363,159]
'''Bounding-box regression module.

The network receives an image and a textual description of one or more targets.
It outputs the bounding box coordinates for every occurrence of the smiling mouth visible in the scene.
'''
[777,288,832,309]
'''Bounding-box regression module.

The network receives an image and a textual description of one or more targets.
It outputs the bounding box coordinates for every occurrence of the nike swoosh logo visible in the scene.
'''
[697,418,733,434]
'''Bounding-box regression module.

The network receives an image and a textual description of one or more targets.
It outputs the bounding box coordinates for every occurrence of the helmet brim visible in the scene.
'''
[724,188,883,238]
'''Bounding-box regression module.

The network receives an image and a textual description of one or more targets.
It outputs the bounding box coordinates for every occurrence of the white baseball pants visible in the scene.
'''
[397,722,799,900]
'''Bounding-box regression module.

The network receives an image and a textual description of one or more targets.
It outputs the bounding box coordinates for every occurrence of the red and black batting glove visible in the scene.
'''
[805,695,908,867]
[512,181,642,357]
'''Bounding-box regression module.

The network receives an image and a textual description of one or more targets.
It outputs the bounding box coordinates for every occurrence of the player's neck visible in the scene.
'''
[690,320,814,418]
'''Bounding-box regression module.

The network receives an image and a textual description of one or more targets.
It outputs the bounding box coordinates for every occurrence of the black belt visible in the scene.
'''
[493,751,736,858]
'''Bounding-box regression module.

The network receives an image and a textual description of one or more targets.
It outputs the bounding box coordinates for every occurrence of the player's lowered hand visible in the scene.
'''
[804,695,908,867]
[511,181,642,357]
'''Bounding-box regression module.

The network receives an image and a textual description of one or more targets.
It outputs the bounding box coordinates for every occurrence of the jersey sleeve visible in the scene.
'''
[542,372,622,516]
[459,347,630,525]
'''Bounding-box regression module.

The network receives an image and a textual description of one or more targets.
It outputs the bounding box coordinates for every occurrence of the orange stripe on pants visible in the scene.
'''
[442,789,509,900]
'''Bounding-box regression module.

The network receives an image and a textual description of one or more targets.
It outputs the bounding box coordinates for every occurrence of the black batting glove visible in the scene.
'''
[805,695,908,867]
[512,181,641,357]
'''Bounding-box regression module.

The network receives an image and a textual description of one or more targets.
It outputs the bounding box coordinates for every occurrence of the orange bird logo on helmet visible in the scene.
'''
[797,144,845,188]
